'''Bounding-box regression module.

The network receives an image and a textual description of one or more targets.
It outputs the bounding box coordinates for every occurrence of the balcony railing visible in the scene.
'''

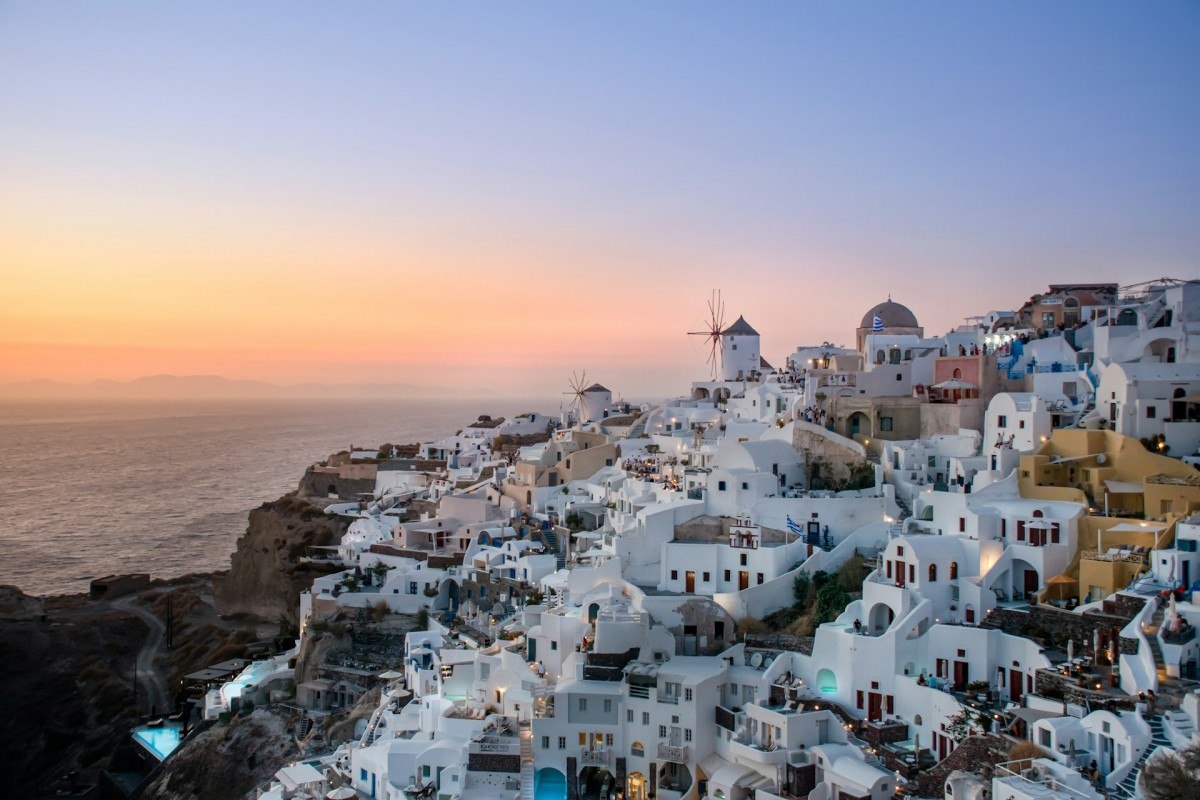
[657,743,689,762]
[580,747,610,766]
[658,693,680,705]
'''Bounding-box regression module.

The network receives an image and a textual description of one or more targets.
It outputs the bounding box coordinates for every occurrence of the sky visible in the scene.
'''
[1,2,1197,397]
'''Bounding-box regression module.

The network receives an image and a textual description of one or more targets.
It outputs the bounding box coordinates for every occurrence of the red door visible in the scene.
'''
[953,661,969,691]
[1010,669,1023,702]
[868,692,882,721]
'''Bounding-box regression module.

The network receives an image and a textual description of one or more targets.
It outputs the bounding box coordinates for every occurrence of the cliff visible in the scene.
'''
[0,587,145,799]
[214,494,348,626]
[141,708,298,800]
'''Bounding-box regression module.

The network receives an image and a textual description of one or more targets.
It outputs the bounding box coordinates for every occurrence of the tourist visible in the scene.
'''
[853,618,862,633]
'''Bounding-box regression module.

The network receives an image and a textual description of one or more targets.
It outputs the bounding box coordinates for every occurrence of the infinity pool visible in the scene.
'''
[132,721,184,761]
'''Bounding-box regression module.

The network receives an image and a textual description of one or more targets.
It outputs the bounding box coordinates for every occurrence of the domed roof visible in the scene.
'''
[860,299,919,330]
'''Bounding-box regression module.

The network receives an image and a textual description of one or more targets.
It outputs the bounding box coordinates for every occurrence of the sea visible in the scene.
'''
[0,398,552,597]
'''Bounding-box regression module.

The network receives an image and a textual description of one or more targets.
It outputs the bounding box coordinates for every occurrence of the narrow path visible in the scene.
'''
[113,595,170,715]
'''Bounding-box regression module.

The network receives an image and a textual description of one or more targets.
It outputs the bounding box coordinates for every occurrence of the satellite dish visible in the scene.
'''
[750,652,763,668]
[1096,453,1108,464]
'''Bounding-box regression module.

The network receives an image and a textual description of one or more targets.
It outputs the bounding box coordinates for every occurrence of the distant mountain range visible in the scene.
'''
[0,374,492,400]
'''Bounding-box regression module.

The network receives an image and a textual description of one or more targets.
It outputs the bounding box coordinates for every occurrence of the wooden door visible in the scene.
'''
[953,660,969,691]
[685,571,695,593]
[739,571,749,590]
[1010,669,1023,702]
[868,692,882,721]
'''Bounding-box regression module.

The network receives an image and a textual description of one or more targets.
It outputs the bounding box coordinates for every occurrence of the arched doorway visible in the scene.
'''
[816,668,837,694]
[848,412,871,438]
[587,602,600,624]
[627,772,647,800]
[867,602,895,635]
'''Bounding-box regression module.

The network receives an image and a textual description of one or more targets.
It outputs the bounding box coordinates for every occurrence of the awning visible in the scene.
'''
[1011,707,1060,725]
[710,763,761,789]
[932,379,976,390]
[1104,480,1144,494]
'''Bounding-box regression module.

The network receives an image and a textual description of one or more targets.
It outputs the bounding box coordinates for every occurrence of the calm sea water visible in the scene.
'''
[0,398,550,596]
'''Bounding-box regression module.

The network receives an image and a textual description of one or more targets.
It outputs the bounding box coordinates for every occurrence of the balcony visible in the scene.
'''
[1163,626,1197,645]
[658,692,680,705]
[580,747,610,767]
[657,742,689,762]
[730,737,788,765]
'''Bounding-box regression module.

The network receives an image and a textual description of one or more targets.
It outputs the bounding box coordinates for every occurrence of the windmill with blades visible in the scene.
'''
[689,291,726,380]
[689,291,761,382]
[562,370,612,425]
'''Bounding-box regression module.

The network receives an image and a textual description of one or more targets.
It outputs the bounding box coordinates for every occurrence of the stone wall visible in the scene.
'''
[744,632,815,655]
[1033,669,1135,712]
[980,603,1138,656]
[297,466,375,500]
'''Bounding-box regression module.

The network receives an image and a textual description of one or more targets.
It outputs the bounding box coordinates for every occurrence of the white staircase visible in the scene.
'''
[520,721,534,800]
[359,705,385,747]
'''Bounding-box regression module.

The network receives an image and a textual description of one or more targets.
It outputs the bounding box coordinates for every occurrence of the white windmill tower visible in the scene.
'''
[564,372,611,424]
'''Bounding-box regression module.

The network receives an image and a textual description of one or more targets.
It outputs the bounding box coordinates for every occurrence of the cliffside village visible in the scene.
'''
[137,279,1200,800]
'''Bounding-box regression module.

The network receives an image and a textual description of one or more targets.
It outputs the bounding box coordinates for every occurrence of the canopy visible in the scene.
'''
[933,378,976,390]
[1046,574,1077,584]
[378,669,404,680]
[1104,480,1144,494]
[327,789,357,800]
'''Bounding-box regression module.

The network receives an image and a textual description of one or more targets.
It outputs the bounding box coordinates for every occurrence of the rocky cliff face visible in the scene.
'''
[141,708,298,800]
[0,587,144,799]
[214,494,348,626]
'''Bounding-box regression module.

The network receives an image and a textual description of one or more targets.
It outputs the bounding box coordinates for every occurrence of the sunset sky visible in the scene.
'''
[1,3,1197,397]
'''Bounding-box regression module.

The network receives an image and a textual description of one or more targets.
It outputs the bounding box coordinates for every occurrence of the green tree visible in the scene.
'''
[793,573,811,606]
[415,607,430,629]
[814,581,850,626]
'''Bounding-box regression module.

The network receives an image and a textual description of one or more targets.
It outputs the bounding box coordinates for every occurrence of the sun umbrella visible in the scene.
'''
[327,788,357,800]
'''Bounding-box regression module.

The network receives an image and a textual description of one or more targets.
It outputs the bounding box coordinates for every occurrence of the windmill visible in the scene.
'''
[563,370,590,422]
[688,290,726,380]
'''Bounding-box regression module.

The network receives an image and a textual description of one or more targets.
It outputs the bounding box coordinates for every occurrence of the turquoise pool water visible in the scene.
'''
[534,768,566,800]
[132,721,184,761]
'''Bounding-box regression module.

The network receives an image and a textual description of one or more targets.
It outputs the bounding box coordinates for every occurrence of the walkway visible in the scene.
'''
[113,595,170,716]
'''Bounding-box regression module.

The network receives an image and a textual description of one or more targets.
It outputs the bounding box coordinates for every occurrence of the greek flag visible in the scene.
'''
[872,315,884,332]
[786,515,804,537]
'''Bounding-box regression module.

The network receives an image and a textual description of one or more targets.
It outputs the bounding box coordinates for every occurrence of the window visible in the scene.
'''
[606,733,614,746]
[659,725,668,737]
[757,573,764,584]
[949,561,958,580]
[551,641,558,650]
[997,415,1008,428]
[718,480,727,491]
[702,572,710,582]
[670,570,678,580]
[631,741,644,757]
[724,570,731,581]
[579,698,587,711]
[1018,420,1026,429]
[542,736,550,749]
[1147,406,1157,419]
[361,769,368,781]
[685,728,693,741]
[627,710,633,722]
[928,564,937,582]
[685,688,693,701]
[558,737,566,749]
[741,481,749,490]
[643,712,650,724]
[880,416,893,431]
[856,690,864,709]
[740,554,748,566]
[958,517,965,533]
[604,699,612,712]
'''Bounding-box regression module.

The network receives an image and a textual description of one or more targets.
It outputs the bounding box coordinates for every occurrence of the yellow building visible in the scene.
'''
[1019,429,1200,602]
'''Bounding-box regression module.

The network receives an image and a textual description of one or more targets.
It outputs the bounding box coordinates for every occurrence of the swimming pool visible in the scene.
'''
[534,768,566,800]
[132,721,184,761]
